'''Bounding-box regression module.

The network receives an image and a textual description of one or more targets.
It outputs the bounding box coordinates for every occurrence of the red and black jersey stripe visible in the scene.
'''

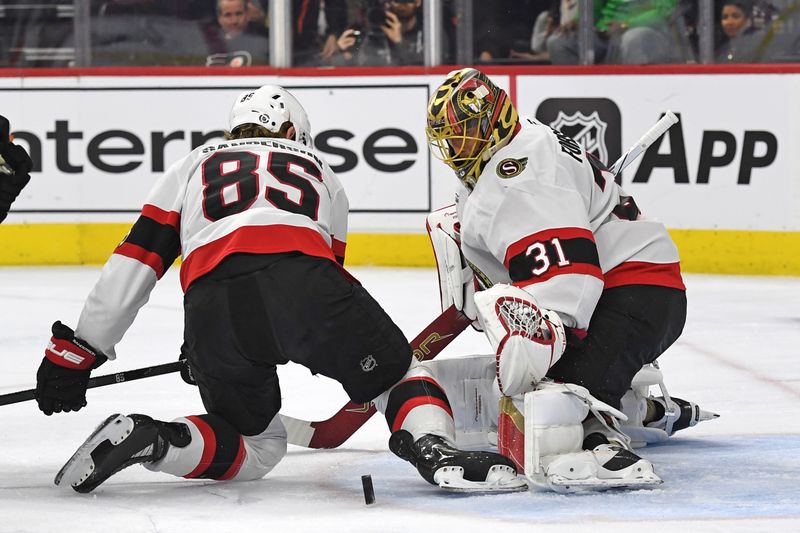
[504,227,603,285]
[332,237,346,266]
[184,414,246,481]
[384,376,452,433]
[114,204,181,279]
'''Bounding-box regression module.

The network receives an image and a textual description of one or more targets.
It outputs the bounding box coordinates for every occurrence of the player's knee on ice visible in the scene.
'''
[148,413,287,481]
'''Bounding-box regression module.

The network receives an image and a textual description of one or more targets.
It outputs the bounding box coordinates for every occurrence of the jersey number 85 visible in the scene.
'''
[201,150,322,222]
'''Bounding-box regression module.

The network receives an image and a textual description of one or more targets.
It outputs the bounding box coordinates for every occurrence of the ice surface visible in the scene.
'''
[1,267,799,533]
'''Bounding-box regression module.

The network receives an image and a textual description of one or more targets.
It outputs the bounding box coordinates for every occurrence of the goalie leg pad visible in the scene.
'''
[426,355,500,450]
[506,382,661,492]
[474,284,567,396]
[523,382,589,474]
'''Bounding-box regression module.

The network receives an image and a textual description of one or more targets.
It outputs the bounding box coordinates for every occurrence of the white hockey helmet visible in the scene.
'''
[228,85,313,146]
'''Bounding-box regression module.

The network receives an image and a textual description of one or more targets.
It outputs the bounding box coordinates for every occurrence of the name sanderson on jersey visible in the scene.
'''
[201,139,325,169]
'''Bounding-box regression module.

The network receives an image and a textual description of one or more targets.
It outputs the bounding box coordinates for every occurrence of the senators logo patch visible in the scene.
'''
[497,157,528,178]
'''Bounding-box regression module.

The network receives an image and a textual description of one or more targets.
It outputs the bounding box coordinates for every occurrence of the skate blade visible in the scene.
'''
[545,473,663,493]
[435,465,529,493]
[54,414,132,490]
[697,408,720,423]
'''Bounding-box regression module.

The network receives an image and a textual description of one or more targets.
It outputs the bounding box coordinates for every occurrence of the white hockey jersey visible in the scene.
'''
[456,117,684,331]
[76,137,349,357]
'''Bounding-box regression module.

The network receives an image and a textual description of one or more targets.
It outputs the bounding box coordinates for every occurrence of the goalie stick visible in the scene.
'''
[281,304,473,448]
[0,360,184,407]
[608,111,679,176]
[282,112,680,449]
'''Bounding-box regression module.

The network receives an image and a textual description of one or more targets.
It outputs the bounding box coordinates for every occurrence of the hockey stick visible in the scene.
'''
[608,111,678,176]
[281,304,473,448]
[0,360,184,407]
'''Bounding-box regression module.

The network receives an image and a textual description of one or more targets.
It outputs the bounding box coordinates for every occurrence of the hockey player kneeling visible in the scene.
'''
[37,85,525,495]
[424,68,717,492]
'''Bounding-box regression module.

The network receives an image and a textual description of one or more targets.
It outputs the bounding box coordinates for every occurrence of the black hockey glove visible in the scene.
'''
[36,321,107,416]
[178,345,197,386]
[0,114,33,223]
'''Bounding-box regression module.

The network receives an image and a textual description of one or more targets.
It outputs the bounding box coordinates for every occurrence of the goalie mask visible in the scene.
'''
[228,85,313,147]
[426,68,519,189]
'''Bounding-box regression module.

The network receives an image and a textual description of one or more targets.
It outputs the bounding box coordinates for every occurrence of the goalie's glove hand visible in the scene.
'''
[36,321,107,415]
[0,115,33,224]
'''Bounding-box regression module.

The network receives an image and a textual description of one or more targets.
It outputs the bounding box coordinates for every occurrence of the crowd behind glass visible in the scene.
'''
[1,0,799,69]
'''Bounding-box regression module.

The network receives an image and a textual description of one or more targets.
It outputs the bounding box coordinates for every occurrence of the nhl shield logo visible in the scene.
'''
[550,111,609,163]
[360,355,377,372]
[496,157,528,178]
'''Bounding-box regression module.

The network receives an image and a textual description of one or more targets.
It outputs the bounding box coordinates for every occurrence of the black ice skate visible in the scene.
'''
[55,413,190,493]
[389,430,528,493]
[645,396,720,435]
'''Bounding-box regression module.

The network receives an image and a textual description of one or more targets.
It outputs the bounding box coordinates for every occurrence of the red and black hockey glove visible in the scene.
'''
[0,114,33,224]
[36,321,107,416]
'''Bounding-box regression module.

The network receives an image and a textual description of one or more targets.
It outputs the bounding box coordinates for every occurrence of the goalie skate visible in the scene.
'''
[531,444,662,493]
[390,430,528,493]
[647,396,719,435]
[55,413,187,493]
[620,364,720,447]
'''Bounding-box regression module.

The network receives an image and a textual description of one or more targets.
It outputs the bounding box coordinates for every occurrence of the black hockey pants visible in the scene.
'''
[546,284,687,409]
[183,252,412,436]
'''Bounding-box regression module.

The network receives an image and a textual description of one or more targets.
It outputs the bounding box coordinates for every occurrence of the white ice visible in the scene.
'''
[1,266,799,533]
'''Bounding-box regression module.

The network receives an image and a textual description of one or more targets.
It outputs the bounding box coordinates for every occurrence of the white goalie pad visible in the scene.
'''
[426,355,500,450]
[426,206,478,324]
[521,382,626,476]
[474,284,566,396]
[519,382,660,492]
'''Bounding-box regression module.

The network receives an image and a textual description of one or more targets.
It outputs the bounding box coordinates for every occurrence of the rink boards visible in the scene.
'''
[0,66,798,275]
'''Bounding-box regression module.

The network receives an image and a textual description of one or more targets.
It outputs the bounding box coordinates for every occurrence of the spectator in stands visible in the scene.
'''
[547,0,682,65]
[294,0,349,66]
[546,0,608,64]
[715,0,765,62]
[332,0,431,66]
[529,2,560,58]
[204,0,269,66]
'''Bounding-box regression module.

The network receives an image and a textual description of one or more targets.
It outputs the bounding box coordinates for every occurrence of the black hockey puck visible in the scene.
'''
[361,474,375,505]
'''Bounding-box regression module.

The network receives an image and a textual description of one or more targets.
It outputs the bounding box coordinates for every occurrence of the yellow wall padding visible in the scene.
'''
[1,224,799,276]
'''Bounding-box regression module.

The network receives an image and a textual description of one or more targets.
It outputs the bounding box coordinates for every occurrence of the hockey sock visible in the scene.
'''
[384,376,454,440]
[183,414,247,480]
